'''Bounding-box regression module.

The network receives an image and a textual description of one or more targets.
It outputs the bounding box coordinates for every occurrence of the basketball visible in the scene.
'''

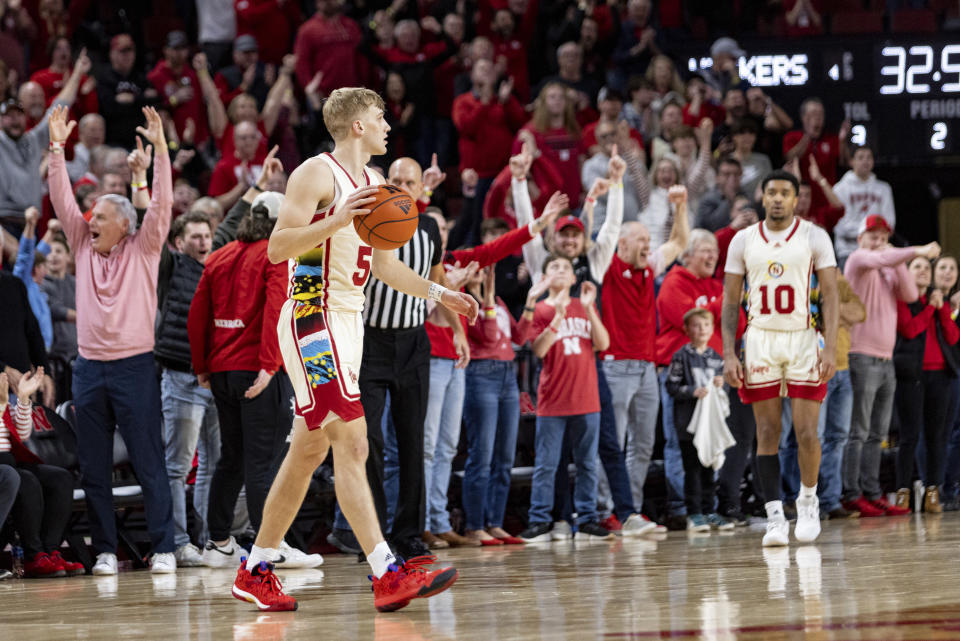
[353,184,419,250]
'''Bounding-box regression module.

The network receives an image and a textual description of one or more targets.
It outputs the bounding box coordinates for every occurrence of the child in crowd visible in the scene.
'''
[666,308,733,533]
[519,253,613,542]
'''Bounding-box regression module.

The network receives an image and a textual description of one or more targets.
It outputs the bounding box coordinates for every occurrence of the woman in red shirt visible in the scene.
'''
[460,267,537,545]
[893,256,960,513]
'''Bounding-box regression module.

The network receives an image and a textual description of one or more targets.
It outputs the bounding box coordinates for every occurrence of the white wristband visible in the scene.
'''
[428,282,447,302]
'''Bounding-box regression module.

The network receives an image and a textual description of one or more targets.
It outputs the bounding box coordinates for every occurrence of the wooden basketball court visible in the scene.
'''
[4,514,959,640]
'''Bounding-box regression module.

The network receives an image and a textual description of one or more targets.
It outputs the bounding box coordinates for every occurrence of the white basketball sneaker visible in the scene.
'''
[794,495,821,543]
[762,518,790,547]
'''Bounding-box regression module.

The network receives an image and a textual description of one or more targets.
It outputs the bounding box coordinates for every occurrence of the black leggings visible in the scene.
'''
[0,452,73,558]
[895,369,953,489]
[679,440,716,516]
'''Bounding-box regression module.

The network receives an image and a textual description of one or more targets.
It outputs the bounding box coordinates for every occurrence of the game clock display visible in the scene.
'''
[684,37,960,164]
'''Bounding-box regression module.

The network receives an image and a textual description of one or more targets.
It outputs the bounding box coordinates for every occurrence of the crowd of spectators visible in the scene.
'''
[1,0,959,578]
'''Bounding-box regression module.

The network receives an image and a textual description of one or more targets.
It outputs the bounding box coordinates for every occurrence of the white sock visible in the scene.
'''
[765,500,785,521]
[367,541,397,579]
[800,483,817,499]
[246,545,278,571]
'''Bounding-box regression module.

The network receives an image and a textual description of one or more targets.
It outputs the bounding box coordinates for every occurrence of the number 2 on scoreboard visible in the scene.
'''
[758,284,795,314]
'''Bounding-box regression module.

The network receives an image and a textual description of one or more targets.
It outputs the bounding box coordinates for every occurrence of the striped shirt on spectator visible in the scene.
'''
[362,215,442,330]
[1,402,34,452]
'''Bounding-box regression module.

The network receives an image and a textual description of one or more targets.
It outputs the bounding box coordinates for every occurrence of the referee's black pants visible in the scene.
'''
[360,326,430,545]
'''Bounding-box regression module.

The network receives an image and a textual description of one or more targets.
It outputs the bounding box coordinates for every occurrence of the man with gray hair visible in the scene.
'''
[48,105,178,575]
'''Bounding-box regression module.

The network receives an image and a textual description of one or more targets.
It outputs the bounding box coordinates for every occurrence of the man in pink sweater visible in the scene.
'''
[842,215,940,517]
[47,105,177,575]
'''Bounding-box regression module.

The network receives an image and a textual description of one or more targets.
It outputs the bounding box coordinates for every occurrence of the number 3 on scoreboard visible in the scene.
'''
[353,246,373,285]
[758,284,795,314]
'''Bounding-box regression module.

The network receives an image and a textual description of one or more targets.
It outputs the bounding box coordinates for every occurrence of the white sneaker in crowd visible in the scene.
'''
[150,552,177,574]
[175,543,206,567]
[551,521,572,541]
[273,541,324,569]
[202,536,241,568]
[621,514,657,537]
[92,552,118,576]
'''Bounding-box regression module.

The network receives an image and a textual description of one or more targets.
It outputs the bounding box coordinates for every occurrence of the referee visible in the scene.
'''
[360,156,468,559]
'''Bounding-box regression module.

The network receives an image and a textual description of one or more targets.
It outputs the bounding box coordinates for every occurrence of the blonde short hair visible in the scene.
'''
[322,87,385,141]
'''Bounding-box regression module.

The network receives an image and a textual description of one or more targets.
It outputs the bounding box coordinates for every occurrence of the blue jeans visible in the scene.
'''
[424,358,465,533]
[602,359,659,516]
[463,360,520,530]
[779,370,853,511]
[161,368,220,548]
[658,369,686,516]
[528,413,600,525]
[844,354,896,501]
[73,352,175,554]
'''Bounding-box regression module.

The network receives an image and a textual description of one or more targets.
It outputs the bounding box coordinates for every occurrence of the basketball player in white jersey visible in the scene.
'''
[229,88,478,613]
[721,169,839,547]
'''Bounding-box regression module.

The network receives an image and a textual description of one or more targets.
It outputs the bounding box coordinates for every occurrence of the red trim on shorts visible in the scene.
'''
[787,381,827,402]
[323,309,362,401]
[288,304,316,415]
[784,217,800,242]
[738,381,780,404]
[325,152,358,188]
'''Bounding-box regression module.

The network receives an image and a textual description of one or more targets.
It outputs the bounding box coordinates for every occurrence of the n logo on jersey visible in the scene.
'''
[768,262,784,278]
[562,337,582,355]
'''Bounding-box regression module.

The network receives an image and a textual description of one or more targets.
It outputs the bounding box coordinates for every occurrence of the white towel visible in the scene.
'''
[687,385,736,470]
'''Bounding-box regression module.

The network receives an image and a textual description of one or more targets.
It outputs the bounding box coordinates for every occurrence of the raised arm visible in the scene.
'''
[133,107,173,254]
[262,55,295,137]
[46,107,88,246]
[588,149,626,282]
[267,159,374,263]
[580,282,609,352]
[194,53,228,140]
[215,146,281,251]
[659,185,691,269]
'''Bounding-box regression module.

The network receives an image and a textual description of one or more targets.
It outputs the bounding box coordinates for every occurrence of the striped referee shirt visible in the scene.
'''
[363,214,443,329]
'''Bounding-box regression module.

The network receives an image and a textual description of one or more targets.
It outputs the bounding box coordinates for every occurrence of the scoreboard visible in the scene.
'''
[682,36,960,166]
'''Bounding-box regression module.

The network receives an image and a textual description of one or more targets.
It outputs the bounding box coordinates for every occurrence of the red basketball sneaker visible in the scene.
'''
[370,556,459,613]
[49,550,85,576]
[232,560,298,612]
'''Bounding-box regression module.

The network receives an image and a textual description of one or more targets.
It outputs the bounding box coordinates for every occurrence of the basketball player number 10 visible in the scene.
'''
[758,284,795,314]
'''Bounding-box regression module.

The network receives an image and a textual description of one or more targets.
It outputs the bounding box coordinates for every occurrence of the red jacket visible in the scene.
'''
[656,265,725,365]
[897,297,960,372]
[188,239,287,374]
[2,405,43,465]
[483,158,564,227]
[467,298,532,361]
[293,13,364,95]
[452,91,527,178]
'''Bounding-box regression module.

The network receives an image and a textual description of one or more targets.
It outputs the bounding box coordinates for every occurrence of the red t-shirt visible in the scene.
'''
[600,254,656,362]
[235,0,300,64]
[217,121,269,162]
[208,147,269,197]
[293,13,364,95]
[147,61,210,145]
[491,35,530,102]
[30,68,98,115]
[783,129,840,210]
[533,298,600,416]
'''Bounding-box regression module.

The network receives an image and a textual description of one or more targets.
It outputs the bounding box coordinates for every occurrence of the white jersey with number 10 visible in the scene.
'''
[725,218,837,332]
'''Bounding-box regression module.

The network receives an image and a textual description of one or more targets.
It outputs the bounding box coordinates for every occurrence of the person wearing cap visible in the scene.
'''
[96,34,161,149]
[213,35,269,109]
[841,214,941,517]
[0,53,89,234]
[832,146,896,268]
[705,37,745,97]
[187,178,296,568]
[148,31,210,146]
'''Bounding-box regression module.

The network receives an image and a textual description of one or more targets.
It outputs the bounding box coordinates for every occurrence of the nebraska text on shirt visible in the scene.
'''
[556,316,592,340]
[214,318,246,329]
